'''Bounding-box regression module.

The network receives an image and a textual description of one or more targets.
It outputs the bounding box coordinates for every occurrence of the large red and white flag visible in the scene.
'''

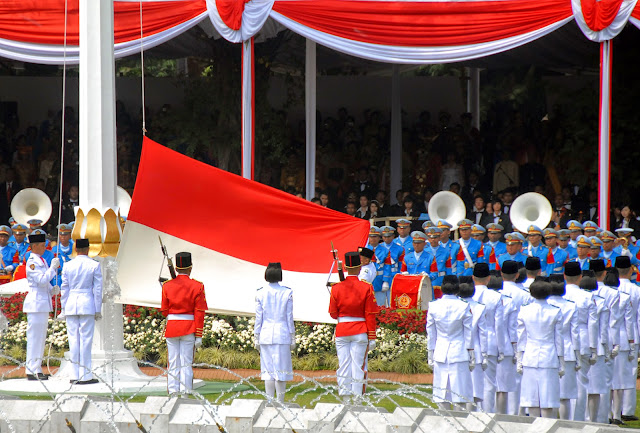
[116,137,370,323]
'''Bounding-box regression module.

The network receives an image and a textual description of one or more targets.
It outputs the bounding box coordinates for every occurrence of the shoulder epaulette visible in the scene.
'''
[593,294,604,299]
[549,303,560,308]
[502,294,512,299]
[256,286,263,291]
[459,298,468,303]
[564,298,575,303]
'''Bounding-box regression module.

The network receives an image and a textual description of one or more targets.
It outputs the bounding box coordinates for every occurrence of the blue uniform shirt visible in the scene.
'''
[450,238,485,276]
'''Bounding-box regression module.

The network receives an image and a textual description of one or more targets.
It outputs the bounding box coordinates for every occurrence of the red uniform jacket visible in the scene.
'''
[328,275,378,339]
[161,274,208,338]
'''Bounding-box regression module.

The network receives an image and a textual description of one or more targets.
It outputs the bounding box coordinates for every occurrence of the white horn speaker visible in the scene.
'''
[510,192,552,233]
[428,191,466,229]
[10,188,53,226]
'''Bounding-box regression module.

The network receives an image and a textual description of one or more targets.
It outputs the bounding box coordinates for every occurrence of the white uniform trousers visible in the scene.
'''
[508,370,523,415]
[573,356,591,421]
[623,347,638,416]
[482,355,498,412]
[26,312,49,375]
[335,333,368,396]
[66,315,95,381]
[598,357,615,423]
[166,334,195,394]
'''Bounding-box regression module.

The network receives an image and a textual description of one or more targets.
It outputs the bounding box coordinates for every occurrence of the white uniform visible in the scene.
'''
[595,281,621,422]
[618,278,640,416]
[587,294,609,395]
[497,294,518,392]
[254,282,295,381]
[472,284,505,412]
[359,263,377,284]
[23,252,58,376]
[613,290,635,389]
[466,298,487,400]
[517,299,563,409]
[502,280,531,414]
[564,283,598,421]
[426,294,473,403]
[61,255,103,382]
[548,295,579,399]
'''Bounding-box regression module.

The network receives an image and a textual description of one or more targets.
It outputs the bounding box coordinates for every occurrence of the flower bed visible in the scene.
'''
[0,294,430,373]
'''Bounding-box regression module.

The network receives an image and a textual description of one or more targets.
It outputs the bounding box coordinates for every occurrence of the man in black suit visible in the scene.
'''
[0,168,21,224]
[481,199,512,235]
[468,195,489,226]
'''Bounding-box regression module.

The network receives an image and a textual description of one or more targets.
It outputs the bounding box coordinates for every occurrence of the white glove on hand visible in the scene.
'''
[511,343,517,364]
[55,310,66,322]
[468,349,475,372]
[517,362,523,375]
[382,282,390,292]
[195,337,202,348]
[94,312,102,321]
[50,258,60,270]
[428,350,434,368]
[481,353,488,371]
[50,285,60,296]
[628,345,636,362]
[589,348,597,365]
[603,344,611,362]
[574,353,581,371]
[497,353,504,363]
[558,356,565,378]
[612,344,620,359]
[401,272,409,276]
[368,340,376,351]
[254,334,260,351]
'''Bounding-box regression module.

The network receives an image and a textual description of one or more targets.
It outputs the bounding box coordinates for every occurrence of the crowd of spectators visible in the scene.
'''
[1,100,637,235]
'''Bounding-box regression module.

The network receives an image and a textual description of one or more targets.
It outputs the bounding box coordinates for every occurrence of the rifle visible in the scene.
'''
[330,241,345,282]
[158,236,176,282]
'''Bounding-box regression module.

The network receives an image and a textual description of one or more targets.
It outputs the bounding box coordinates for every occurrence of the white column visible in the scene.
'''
[598,41,612,230]
[79,0,117,213]
[390,65,402,200]
[466,67,481,130]
[305,39,317,200]
[242,38,254,180]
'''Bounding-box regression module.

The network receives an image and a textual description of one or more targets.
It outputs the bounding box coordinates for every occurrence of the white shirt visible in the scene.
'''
[426,294,473,363]
[517,299,563,368]
[254,282,294,345]
[472,285,504,356]
[61,254,103,315]
[547,295,579,360]
[23,253,57,313]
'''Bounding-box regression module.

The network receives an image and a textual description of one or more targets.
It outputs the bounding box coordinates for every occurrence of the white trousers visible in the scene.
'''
[574,356,591,421]
[26,312,49,375]
[623,348,638,416]
[482,355,498,413]
[66,315,96,381]
[166,334,195,394]
[335,333,368,396]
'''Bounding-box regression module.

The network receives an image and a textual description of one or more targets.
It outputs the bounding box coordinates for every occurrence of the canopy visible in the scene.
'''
[1,0,639,65]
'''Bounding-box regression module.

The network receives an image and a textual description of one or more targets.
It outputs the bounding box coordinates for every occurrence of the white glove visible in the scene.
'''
[481,353,488,371]
[558,356,565,378]
[628,344,636,362]
[497,353,504,363]
[401,272,409,276]
[382,282,390,292]
[574,352,581,371]
[428,350,435,368]
[94,312,102,321]
[368,340,376,351]
[254,334,260,351]
[516,351,524,374]
[611,344,620,359]
[4,265,13,272]
[50,258,60,270]
[589,348,597,365]
[468,349,475,372]
[55,310,66,322]
[50,285,60,296]
[512,343,518,364]
[290,334,296,351]
[195,337,202,348]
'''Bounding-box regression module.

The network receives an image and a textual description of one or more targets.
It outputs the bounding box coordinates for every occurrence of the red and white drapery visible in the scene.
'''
[3,0,640,225]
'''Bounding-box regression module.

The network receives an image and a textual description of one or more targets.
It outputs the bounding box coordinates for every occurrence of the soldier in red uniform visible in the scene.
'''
[329,252,378,402]
[161,252,208,395]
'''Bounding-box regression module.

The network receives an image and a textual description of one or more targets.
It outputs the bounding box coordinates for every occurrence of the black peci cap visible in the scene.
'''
[175,252,192,269]
[473,263,490,278]
[525,256,541,271]
[344,252,361,268]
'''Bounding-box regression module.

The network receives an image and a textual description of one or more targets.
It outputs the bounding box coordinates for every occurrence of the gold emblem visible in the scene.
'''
[29,264,35,270]
[464,262,470,269]
[397,293,412,309]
